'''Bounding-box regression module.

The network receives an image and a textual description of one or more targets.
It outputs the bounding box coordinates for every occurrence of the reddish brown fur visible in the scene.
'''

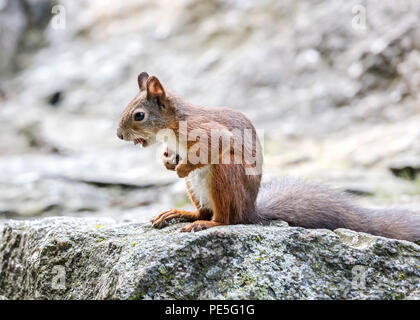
[152,103,262,230]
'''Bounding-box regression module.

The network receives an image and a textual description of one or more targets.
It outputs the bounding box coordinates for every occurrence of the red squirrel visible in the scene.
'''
[117,72,420,242]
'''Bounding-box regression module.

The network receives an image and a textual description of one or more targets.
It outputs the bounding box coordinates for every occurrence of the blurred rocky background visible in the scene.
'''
[0,0,420,226]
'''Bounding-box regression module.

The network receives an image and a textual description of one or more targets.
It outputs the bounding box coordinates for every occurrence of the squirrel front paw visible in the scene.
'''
[175,163,190,178]
[162,148,179,171]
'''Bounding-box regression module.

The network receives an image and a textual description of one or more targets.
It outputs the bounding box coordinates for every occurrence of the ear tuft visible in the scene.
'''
[138,72,149,91]
[146,76,166,100]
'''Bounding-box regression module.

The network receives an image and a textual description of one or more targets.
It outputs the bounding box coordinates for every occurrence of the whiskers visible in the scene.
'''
[126,129,144,141]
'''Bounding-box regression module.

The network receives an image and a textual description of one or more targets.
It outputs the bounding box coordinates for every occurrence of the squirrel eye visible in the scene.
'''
[134,112,145,121]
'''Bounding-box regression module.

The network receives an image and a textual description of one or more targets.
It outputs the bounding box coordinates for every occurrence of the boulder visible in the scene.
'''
[0,217,418,299]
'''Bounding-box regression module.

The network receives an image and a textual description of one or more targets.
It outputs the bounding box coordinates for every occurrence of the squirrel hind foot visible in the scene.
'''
[179,220,223,232]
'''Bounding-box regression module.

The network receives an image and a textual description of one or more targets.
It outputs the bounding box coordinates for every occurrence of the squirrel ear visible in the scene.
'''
[138,72,149,91]
[146,76,166,101]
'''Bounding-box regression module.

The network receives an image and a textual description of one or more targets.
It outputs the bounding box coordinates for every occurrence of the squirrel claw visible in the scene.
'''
[151,209,180,228]
[161,148,179,171]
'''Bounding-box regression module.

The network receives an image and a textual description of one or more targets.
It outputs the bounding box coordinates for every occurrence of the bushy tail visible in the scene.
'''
[254,178,420,243]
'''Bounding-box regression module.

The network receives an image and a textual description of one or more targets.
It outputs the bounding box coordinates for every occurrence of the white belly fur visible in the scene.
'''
[187,165,212,210]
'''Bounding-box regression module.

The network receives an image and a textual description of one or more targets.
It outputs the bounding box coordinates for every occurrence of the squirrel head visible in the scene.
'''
[117,72,175,147]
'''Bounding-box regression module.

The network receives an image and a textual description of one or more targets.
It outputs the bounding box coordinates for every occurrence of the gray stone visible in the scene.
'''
[0,0,52,75]
[0,217,418,300]
[0,0,26,74]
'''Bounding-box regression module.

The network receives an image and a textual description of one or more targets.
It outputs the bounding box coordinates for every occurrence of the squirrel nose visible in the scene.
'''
[117,128,124,140]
